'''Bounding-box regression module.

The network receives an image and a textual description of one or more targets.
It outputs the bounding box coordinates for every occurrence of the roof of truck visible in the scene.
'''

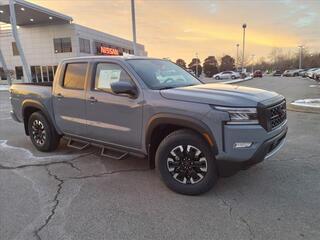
[62,56,162,62]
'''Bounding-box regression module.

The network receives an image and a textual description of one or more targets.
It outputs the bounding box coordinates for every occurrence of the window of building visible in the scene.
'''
[42,66,48,82]
[12,42,19,56]
[48,66,54,81]
[94,63,133,92]
[79,38,91,54]
[63,63,87,90]
[15,66,23,80]
[53,38,72,53]
[0,68,7,80]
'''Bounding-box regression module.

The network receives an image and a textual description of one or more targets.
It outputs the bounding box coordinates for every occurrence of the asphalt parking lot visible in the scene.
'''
[1,76,319,240]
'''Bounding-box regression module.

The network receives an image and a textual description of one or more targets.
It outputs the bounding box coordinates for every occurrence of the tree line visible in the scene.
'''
[252,48,320,72]
[176,55,236,77]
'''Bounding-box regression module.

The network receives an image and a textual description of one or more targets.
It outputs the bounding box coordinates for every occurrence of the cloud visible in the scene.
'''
[295,12,316,27]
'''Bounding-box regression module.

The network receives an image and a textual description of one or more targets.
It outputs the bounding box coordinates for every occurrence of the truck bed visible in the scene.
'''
[10,82,53,122]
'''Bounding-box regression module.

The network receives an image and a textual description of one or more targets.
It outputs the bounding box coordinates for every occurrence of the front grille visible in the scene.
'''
[268,101,287,130]
[258,100,286,131]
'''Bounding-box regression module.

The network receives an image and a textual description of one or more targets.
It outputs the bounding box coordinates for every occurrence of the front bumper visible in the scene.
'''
[216,121,288,176]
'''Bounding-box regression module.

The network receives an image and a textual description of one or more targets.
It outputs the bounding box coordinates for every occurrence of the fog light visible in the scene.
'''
[233,142,253,148]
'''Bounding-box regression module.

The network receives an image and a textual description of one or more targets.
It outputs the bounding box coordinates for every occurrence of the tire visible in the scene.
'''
[231,75,236,79]
[155,129,218,195]
[215,76,220,80]
[28,112,60,152]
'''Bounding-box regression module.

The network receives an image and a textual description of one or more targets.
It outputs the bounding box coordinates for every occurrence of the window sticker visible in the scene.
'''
[97,69,121,89]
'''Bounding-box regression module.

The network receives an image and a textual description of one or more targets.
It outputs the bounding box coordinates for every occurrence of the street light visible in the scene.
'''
[236,43,239,69]
[298,45,303,69]
[241,23,247,73]
[131,0,137,55]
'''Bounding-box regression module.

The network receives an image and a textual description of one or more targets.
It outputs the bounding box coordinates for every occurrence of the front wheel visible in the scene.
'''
[231,75,236,79]
[28,112,60,152]
[215,76,220,80]
[156,129,218,195]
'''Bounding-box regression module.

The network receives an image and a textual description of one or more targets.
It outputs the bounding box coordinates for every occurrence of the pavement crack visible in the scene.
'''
[240,216,255,240]
[34,167,64,240]
[0,151,94,172]
[215,192,233,217]
[68,168,151,180]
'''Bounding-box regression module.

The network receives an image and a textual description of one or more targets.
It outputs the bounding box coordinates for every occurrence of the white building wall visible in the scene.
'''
[0,24,77,70]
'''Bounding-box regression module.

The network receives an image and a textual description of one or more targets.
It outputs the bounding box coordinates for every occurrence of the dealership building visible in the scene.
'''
[0,0,147,83]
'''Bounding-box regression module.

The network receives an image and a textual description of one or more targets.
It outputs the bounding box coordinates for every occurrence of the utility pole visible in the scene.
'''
[298,45,303,69]
[236,43,239,69]
[195,52,199,77]
[241,23,247,73]
[131,0,137,55]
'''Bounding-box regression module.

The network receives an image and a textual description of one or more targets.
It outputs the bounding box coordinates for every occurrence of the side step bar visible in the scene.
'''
[67,138,90,150]
[66,137,129,160]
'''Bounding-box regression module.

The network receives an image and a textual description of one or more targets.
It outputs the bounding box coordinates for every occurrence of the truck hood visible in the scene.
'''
[160,83,281,107]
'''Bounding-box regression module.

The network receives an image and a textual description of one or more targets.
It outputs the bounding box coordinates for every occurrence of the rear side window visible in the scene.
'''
[63,63,87,90]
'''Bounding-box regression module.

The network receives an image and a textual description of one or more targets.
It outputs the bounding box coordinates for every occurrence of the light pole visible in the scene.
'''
[241,23,247,74]
[298,45,303,69]
[236,43,239,69]
[131,0,137,55]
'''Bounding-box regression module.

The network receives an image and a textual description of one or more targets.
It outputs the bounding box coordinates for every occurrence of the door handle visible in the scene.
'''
[88,96,98,103]
[56,93,64,99]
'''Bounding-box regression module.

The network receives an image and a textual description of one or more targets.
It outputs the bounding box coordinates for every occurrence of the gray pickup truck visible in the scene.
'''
[10,56,287,195]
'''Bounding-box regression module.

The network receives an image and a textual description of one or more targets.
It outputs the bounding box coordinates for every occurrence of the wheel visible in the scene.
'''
[155,129,218,195]
[28,112,60,152]
[231,75,236,79]
[215,76,220,80]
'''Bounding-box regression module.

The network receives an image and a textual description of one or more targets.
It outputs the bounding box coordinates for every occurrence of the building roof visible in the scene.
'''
[0,0,72,26]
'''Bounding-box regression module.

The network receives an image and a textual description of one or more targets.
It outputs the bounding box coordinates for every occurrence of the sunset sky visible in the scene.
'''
[31,0,320,64]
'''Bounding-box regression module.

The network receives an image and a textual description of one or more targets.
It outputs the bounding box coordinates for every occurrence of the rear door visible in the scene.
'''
[85,61,143,149]
[52,62,88,136]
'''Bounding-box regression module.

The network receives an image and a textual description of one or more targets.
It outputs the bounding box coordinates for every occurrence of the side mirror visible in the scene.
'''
[110,81,137,97]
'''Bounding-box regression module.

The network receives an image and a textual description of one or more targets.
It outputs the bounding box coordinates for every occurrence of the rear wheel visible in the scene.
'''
[156,129,218,195]
[28,112,60,152]
[231,75,236,79]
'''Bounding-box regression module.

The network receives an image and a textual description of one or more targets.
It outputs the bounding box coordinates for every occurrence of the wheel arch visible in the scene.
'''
[22,100,60,136]
[145,114,218,169]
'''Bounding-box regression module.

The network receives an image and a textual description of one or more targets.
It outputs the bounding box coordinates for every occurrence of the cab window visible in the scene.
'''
[94,63,133,91]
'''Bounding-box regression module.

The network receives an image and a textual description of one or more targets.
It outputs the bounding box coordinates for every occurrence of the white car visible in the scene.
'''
[213,71,240,80]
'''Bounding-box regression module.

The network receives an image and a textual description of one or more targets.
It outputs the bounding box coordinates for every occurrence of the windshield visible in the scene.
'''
[127,59,202,90]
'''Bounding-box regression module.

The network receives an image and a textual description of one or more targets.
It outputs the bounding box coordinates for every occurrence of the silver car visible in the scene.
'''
[213,71,240,80]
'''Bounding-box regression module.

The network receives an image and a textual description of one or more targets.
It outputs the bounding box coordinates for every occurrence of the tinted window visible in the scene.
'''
[54,38,72,53]
[12,42,19,56]
[79,38,91,54]
[127,59,201,90]
[63,63,87,90]
[95,63,133,91]
[15,66,23,80]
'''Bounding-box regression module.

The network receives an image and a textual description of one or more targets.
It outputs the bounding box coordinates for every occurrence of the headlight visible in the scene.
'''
[215,106,258,124]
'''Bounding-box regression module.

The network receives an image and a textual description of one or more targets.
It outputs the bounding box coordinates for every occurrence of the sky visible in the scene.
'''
[30,0,320,64]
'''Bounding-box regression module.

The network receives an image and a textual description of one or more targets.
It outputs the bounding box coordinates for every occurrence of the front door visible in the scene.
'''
[85,62,143,149]
[52,62,88,136]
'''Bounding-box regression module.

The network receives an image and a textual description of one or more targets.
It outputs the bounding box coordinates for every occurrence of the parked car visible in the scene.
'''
[314,69,320,81]
[282,69,302,77]
[306,68,319,79]
[253,70,263,78]
[213,71,240,80]
[298,68,310,77]
[272,70,282,76]
[9,57,287,195]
